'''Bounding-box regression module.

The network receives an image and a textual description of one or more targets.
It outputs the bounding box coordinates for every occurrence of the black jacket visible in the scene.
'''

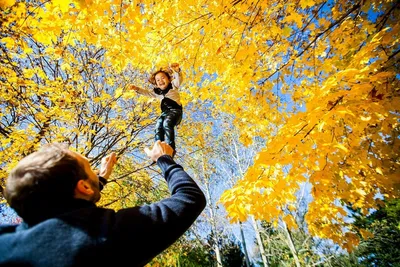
[0,155,206,267]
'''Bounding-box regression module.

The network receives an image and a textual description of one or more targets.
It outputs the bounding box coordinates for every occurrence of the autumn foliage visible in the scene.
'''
[1,0,399,251]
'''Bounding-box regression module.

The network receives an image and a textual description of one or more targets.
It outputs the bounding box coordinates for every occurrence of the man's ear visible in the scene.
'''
[75,179,94,196]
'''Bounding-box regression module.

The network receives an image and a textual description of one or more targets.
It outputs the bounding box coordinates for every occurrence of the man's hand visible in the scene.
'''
[144,141,174,162]
[99,152,117,179]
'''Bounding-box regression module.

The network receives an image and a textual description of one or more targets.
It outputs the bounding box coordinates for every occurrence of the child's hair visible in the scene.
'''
[148,68,172,86]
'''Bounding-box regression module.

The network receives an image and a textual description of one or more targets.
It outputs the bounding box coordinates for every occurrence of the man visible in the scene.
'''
[0,141,206,266]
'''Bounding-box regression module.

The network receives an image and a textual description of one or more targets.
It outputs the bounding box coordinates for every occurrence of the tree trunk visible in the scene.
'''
[283,223,301,267]
[239,222,251,267]
[251,216,269,267]
[205,183,223,267]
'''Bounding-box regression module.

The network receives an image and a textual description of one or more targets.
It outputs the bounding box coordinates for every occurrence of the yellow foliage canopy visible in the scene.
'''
[1,0,399,250]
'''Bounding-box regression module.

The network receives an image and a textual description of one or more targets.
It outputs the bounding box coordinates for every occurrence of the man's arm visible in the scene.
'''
[109,142,206,265]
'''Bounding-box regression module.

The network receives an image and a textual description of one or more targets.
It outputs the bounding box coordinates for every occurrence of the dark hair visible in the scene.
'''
[148,69,171,86]
[5,143,88,223]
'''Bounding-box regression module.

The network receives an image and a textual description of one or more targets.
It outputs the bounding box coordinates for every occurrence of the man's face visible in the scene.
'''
[155,72,170,90]
[69,150,101,202]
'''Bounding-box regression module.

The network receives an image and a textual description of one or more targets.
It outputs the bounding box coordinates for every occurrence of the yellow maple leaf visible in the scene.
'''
[0,0,15,9]
[282,26,292,37]
[375,167,383,175]
[285,13,303,28]
[359,229,374,239]
[52,0,71,13]
[334,144,348,153]
[300,0,315,9]
[1,37,15,49]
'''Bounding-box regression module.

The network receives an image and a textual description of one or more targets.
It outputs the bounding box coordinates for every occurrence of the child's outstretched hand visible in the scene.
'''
[129,84,140,91]
[169,63,180,72]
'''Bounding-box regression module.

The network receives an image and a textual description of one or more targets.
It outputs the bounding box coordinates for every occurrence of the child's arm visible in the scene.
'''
[129,84,158,98]
[169,63,183,89]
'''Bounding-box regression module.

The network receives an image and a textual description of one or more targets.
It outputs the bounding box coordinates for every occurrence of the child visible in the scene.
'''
[130,63,183,157]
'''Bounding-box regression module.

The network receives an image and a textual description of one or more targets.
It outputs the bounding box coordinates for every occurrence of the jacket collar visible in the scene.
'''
[154,83,172,96]
[21,199,96,226]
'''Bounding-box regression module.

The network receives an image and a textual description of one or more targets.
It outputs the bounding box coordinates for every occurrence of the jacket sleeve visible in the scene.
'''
[110,155,206,265]
[134,86,159,99]
[171,69,183,89]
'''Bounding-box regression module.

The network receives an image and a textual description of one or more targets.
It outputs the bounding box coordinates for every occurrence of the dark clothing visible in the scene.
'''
[154,84,183,113]
[160,97,183,112]
[135,74,183,151]
[0,156,206,267]
[154,83,183,150]
[155,109,182,150]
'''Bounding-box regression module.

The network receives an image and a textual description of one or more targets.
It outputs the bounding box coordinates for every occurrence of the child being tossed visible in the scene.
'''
[130,63,183,158]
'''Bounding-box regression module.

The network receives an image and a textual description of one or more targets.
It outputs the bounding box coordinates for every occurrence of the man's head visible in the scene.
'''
[5,143,101,223]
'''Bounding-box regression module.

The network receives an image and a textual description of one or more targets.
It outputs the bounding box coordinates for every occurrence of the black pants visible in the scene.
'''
[155,109,182,151]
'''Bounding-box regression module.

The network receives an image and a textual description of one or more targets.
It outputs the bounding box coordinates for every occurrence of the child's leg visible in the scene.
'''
[155,114,165,142]
[163,109,182,151]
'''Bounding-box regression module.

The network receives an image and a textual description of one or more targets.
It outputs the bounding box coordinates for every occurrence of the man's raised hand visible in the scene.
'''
[144,141,174,163]
[99,152,117,179]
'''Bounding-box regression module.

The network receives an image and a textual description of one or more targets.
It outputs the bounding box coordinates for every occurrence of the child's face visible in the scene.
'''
[155,72,171,90]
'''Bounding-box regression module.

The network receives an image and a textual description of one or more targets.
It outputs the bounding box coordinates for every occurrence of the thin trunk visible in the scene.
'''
[205,183,223,267]
[199,147,223,267]
[283,223,301,267]
[251,217,269,267]
[239,222,251,267]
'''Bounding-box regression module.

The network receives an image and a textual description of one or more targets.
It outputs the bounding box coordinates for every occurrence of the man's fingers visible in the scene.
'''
[101,153,117,175]
[109,152,117,163]
[103,153,116,164]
